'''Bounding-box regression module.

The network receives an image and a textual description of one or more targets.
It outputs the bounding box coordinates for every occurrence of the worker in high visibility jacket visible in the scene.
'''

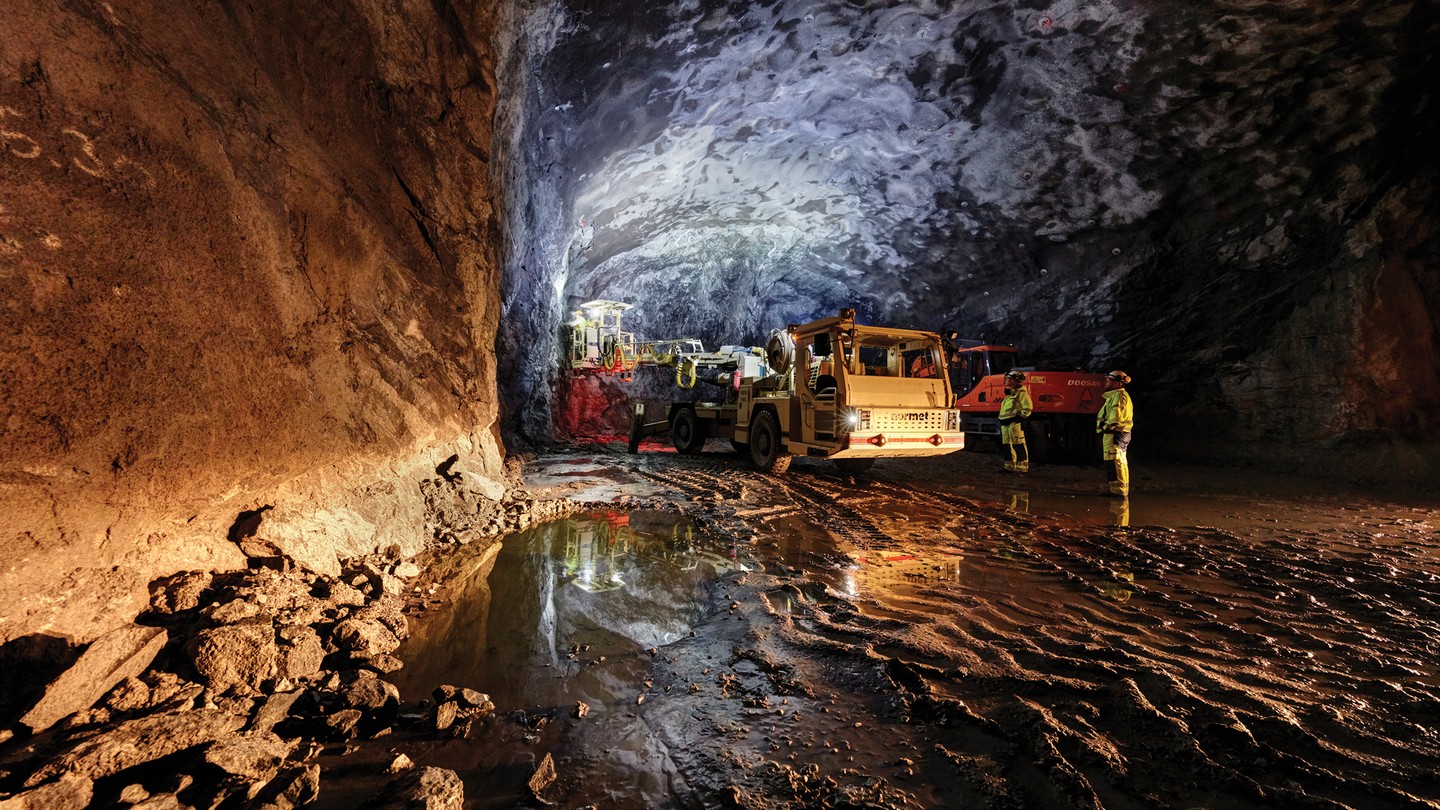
[998,370,1033,473]
[1096,370,1134,497]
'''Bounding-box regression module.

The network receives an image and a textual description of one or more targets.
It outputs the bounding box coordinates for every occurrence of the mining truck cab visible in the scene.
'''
[948,343,1019,399]
[735,310,964,473]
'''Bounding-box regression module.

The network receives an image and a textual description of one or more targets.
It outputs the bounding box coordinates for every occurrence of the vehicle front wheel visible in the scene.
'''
[749,410,792,474]
[671,408,707,454]
[834,458,875,475]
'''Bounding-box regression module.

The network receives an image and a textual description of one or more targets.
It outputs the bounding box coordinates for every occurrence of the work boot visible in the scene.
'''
[1016,462,1030,474]
[1002,461,1015,472]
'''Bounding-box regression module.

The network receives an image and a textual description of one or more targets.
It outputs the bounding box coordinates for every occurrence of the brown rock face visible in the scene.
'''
[0,1,506,644]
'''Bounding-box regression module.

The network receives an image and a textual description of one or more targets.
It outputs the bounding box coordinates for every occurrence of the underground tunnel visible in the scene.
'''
[1,0,1438,807]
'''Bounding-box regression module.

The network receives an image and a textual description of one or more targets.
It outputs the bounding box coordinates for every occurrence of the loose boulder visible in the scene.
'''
[341,677,400,715]
[0,773,93,809]
[529,753,557,795]
[25,708,245,786]
[149,572,214,615]
[203,730,293,783]
[333,618,399,658]
[188,624,279,694]
[361,766,463,810]
[323,708,363,740]
[253,764,321,809]
[19,625,167,733]
[275,626,326,682]
[248,690,303,734]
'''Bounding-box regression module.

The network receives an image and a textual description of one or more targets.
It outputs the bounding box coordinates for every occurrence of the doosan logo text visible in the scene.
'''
[1068,379,1103,386]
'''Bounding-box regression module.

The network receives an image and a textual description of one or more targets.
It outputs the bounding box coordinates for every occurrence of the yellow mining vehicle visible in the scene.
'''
[623,308,965,474]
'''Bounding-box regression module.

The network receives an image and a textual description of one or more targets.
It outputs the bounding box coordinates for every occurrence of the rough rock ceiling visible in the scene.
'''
[499,0,1438,461]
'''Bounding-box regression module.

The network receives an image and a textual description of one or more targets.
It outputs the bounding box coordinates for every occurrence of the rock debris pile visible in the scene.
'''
[0,491,581,809]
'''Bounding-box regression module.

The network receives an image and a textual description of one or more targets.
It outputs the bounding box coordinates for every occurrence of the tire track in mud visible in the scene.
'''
[562,450,1440,807]
[768,474,901,549]
[631,453,911,550]
[867,523,1440,809]
[831,486,1434,806]
[990,517,1437,804]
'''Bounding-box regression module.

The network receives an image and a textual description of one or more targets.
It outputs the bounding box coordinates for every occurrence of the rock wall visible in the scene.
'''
[0,0,506,645]
[500,0,1440,480]
[494,0,580,447]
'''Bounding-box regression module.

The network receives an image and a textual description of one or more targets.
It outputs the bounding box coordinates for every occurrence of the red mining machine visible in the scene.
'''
[949,342,1107,461]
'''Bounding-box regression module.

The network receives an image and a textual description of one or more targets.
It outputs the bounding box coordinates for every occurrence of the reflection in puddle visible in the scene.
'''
[1000,486,1131,527]
[311,513,754,809]
[396,511,745,711]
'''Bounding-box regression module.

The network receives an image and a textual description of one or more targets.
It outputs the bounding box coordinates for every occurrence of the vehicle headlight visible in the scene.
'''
[843,409,870,431]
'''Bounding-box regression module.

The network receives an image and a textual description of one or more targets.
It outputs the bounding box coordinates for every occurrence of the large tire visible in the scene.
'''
[671,408,707,454]
[749,410,792,474]
[834,458,875,475]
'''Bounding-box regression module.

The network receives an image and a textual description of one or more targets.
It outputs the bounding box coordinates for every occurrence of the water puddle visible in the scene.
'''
[396,510,745,709]
[880,453,1440,534]
[312,511,754,808]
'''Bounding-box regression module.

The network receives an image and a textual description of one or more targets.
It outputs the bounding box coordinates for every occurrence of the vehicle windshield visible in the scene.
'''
[841,332,942,379]
[949,348,1019,396]
[987,350,1017,376]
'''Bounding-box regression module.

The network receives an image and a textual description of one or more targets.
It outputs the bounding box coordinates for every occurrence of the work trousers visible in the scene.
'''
[1002,423,1029,473]
[1102,431,1131,496]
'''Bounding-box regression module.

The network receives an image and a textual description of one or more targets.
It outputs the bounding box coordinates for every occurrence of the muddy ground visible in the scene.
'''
[322,441,1440,809]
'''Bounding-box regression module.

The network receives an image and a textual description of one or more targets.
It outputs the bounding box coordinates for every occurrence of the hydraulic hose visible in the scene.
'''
[676,356,698,389]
